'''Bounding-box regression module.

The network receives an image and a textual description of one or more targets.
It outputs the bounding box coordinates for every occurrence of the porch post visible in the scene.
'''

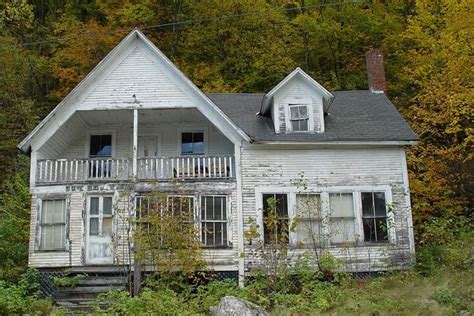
[234,142,245,287]
[132,108,141,294]
[132,108,138,180]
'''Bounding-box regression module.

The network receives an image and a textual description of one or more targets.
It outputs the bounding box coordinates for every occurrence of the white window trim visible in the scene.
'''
[199,195,231,248]
[135,194,232,248]
[177,127,208,156]
[84,129,117,158]
[36,195,70,252]
[254,185,395,247]
[284,97,314,133]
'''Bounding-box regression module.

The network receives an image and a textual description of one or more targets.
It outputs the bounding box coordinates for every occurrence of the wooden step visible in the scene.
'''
[76,276,126,286]
[68,265,128,274]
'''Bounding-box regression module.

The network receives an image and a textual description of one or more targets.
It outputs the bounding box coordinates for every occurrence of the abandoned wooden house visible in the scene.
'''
[18,29,418,302]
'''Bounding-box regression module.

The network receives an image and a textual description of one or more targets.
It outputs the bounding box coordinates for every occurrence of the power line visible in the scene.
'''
[1,0,367,49]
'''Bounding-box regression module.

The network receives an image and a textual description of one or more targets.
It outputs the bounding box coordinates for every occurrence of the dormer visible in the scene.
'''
[260,68,334,134]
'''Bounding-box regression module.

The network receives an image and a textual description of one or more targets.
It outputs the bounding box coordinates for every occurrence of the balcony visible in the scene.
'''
[35,155,235,185]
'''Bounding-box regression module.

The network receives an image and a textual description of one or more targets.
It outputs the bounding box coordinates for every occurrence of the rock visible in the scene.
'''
[210,296,269,316]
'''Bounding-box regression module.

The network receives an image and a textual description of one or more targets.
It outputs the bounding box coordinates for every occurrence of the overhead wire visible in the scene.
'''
[0,0,367,49]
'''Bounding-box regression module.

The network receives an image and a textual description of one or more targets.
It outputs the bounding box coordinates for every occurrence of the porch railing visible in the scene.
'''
[36,155,235,184]
[137,155,234,180]
[36,158,132,183]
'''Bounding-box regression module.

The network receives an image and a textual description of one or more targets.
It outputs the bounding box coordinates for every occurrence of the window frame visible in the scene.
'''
[200,195,230,248]
[360,191,390,243]
[288,104,310,132]
[295,193,324,246]
[84,130,116,158]
[36,196,69,252]
[178,128,207,156]
[328,192,357,245]
[284,97,314,133]
[255,188,295,246]
[255,185,394,247]
[87,195,115,237]
[134,194,231,249]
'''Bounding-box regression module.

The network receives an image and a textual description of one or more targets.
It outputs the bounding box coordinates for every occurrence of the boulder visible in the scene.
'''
[210,296,268,316]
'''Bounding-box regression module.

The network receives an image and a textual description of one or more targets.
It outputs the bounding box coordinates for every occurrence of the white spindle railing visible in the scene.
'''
[36,155,235,184]
[137,155,234,180]
[36,158,131,184]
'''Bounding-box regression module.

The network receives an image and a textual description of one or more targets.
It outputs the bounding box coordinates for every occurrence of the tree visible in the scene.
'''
[177,0,297,92]
[387,0,473,243]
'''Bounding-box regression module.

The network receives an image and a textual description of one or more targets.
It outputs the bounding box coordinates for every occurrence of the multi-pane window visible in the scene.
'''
[40,199,67,250]
[329,193,356,244]
[167,196,194,224]
[89,135,112,157]
[361,192,389,242]
[289,105,309,132]
[89,196,113,237]
[295,194,323,245]
[262,193,289,244]
[181,132,204,155]
[201,196,227,247]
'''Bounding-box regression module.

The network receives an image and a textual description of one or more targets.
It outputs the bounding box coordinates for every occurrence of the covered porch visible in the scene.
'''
[34,108,236,185]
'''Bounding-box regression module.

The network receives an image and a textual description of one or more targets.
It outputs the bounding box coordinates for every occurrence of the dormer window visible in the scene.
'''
[289,105,309,132]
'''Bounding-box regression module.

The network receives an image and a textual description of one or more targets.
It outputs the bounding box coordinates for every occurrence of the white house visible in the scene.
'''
[18,29,418,290]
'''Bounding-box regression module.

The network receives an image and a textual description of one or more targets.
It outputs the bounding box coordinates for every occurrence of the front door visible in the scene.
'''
[138,136,159,178]
[86,196,114,265]
[138,136,158,157]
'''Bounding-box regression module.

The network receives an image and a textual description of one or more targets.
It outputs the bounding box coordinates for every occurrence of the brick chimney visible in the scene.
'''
[366,48,387,94]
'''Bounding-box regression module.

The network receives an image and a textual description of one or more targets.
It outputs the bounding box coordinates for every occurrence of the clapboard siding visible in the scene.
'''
[240,145,412,272]
[80,43,193,110]
[69,192,84,266]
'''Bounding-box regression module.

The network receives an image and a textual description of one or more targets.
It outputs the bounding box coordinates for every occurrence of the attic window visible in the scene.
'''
[289,105,309,132]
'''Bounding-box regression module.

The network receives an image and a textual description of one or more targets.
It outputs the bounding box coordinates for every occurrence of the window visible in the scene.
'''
[40,199,67,250]
[361,192,389,242]
[167,196,194,223]
[201,196,227,247]
[262,193,289,244]
[89,135,112,157]
[89,196,113,237]
[181,132,204,155]
[136,195,161,233]
[329,193,356,244]
[295,194,323,245]
[289,105,309,132]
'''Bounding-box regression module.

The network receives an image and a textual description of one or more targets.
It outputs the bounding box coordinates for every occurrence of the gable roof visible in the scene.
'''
[260,67,335,115]
[18,29,250,152]
[208,91,419,143]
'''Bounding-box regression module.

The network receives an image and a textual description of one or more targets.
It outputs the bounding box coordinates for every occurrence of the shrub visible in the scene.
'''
[0,268,53,315]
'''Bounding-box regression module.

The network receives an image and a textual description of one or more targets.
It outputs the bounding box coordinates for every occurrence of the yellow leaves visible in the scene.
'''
[49,18,126,98]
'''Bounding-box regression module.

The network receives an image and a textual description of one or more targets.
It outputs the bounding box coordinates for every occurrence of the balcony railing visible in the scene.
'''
[36,155,235,184]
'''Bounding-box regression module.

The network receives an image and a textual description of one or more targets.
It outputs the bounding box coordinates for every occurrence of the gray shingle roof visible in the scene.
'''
[207,91,419,142]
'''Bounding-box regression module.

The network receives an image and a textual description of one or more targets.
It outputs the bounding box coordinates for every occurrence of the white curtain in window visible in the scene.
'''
[296,194,323,244]
[40,199,66,250]
[329,193,355,243]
